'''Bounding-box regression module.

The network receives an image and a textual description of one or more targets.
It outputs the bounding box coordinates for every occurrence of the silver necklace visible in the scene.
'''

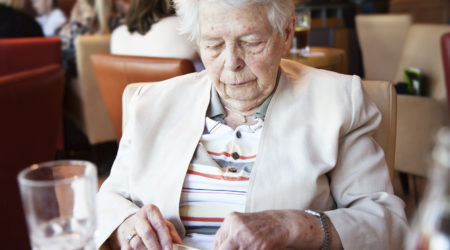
[224,105,254,123]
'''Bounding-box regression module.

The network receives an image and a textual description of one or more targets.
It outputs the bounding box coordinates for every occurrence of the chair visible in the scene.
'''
[0,37,62,76]
[362,80,397,181]
[0,37,64,150]
[355,14,412,81]
[0,64,65,250]
[441,32,450,112]
[64,35,114,145]
[394,24,450,178]
[121,80,397,182]
[91,53,195,143]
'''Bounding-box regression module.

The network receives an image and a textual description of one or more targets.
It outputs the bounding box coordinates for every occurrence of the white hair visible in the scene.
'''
[173,0,295,42]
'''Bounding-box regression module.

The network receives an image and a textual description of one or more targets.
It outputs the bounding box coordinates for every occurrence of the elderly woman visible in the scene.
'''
[96,0,408,249]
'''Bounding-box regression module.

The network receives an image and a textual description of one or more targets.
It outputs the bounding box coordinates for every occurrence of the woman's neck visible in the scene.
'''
[221,99,259,129]
[220,96,264,114]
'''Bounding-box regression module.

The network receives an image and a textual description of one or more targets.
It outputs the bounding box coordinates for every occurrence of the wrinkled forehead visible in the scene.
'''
[198,0,267,18]
[198,2,272,37]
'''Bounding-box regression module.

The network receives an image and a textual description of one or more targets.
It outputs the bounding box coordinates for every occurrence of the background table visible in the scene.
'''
[284,46,347,74]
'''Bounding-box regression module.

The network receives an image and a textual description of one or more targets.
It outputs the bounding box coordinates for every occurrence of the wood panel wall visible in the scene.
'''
[390,0,450,24]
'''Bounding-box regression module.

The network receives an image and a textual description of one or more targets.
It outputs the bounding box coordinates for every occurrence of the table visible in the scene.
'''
[283,47,347,74]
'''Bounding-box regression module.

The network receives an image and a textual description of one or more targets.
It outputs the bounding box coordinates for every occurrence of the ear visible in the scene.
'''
[281,14,296,55]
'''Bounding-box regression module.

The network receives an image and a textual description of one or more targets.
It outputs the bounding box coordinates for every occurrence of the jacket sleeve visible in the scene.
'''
[325,75,408,250]
[94,87,143,248]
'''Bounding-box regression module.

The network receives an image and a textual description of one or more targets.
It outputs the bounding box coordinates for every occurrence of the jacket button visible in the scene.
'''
[232,152,239,160]
[228,167,237,173]
[236,131,242,138]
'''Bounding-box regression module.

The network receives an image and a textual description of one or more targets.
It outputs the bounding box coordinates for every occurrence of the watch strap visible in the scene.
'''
[305,209,330,250]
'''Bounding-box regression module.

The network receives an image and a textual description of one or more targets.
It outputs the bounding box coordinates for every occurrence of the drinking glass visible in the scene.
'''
[294,10,311,55]
[17,160,98,250]
[406,128,450,249]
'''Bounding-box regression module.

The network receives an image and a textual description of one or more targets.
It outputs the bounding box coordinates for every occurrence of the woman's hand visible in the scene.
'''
[212,210,291,250]
[213,210,338,250]
[112,204,182,250]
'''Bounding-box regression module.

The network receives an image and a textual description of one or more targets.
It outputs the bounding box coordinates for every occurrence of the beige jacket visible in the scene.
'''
[96,60,408,249]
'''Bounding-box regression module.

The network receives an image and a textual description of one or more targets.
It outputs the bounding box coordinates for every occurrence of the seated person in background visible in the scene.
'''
[96,0,408,249]
[0,0,43,37]
[58,0,125,78]
[110,0,200,69]
[32,0,67,37]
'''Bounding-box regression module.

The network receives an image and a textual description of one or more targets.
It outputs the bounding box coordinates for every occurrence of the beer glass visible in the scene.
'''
[294,10,311,55]
[17,160,98,250]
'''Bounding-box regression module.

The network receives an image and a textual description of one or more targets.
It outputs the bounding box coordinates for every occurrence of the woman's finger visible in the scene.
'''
[212,227,227,250]
[134,213,161,250]
[145,205,173,249]
[216,238,238,250]
[128,233,146,250]
[165,220,182,244]
[117,221,136,249]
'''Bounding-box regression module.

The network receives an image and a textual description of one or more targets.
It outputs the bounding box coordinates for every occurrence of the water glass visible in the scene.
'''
[406,128,450,249]
[17,160,98,250]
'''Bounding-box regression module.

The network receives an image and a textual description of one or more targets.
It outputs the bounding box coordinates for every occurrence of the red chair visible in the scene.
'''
[0,37,64,150]
[441,32,450,112]
[0,37,62,76]
[0,65,64,250]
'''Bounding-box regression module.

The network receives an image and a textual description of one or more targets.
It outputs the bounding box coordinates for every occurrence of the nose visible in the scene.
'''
[224,46,244,72]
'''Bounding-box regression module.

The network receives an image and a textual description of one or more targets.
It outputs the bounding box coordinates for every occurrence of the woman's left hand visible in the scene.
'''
[212,210,321,250]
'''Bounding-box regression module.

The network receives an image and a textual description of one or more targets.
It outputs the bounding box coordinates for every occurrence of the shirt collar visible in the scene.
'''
[207,68,281,122]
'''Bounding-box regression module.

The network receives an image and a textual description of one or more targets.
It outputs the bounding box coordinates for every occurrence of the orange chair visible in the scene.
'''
[0,65,64,250]
[441,32,450,112]
[91,53,195,143]
[0,37,62,76]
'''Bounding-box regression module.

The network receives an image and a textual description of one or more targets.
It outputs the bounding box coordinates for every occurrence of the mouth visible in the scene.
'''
[228,80,254,86]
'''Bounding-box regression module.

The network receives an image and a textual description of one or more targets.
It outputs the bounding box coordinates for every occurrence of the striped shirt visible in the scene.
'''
[180,70,280,249]
[180,86,274,249]
[180,117,264,226]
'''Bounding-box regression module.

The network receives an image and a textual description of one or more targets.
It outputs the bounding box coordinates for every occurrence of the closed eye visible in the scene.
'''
[241,41,263,47]
[205,42,224,50]
[240,40,266,54]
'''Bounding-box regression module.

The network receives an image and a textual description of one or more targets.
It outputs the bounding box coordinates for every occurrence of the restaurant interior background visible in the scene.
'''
[13,0,450,219]
[1,0,449,248]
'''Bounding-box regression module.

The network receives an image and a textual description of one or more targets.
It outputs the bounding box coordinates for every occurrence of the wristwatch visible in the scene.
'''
[305,209,330,250]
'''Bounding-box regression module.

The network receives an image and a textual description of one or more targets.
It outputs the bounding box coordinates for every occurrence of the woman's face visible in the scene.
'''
[32,0,52,15]
[198,3,294,108]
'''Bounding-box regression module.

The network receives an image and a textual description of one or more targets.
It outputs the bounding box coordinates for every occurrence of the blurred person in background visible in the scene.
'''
[32,0,67,37]
[0,0,43,37]
[110,0,201,70]
[58,0,126,78]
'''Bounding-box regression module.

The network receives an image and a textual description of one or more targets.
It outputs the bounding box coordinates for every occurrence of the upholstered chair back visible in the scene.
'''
[0,37,64,149]
[356,14,412,81]
[0,37,62,76]
[441,32,450,112]
[65,35,113,145]
[394,24,450,177]
[91,53,195,143]
[0,65,64,250]
[394,24,450,102]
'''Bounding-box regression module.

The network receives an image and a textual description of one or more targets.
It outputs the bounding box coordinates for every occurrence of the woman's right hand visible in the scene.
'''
[113,204,182,250]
